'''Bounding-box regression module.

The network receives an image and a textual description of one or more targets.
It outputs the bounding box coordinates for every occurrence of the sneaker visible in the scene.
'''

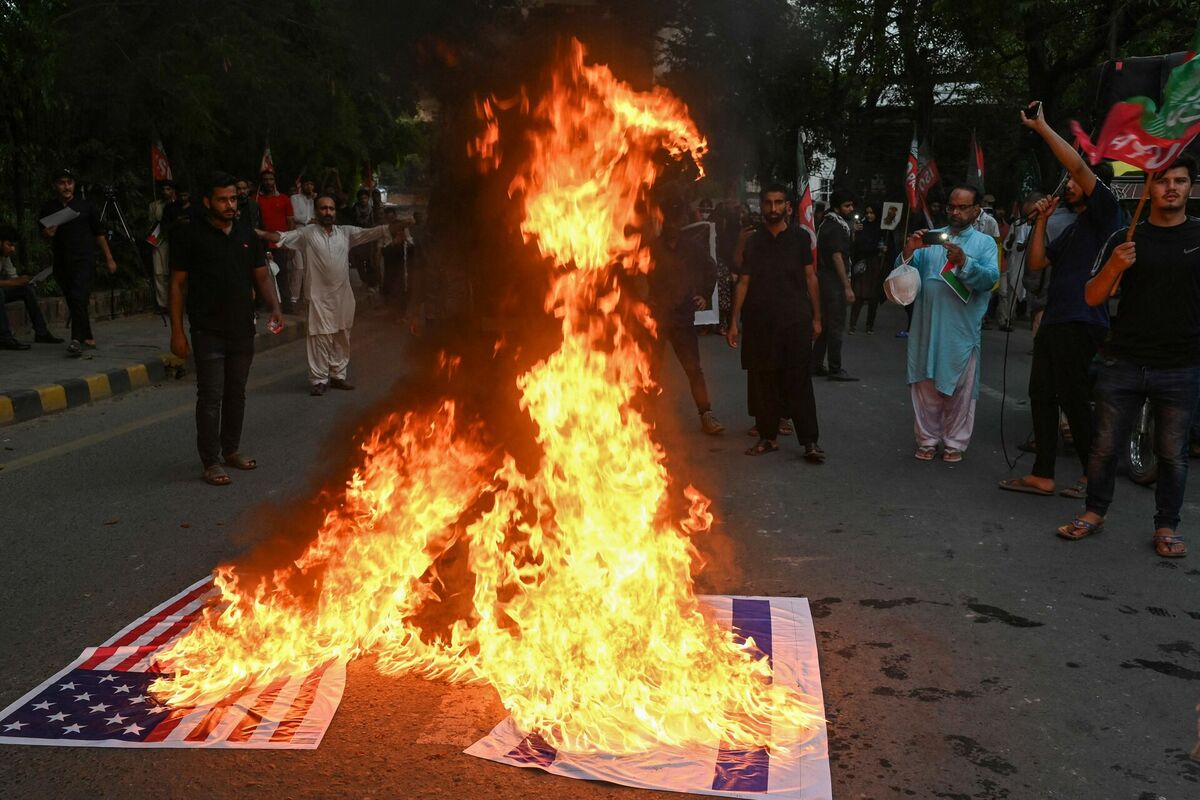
[827,369,860,382]
[329,378,356,391]
[66,340,83,357]
[865,327,874,335]
[310,382,327,396]
[700,410,724,435]
[895,330,909,338]
[847,326,856,335]
[0,337,31,350]
[34,332,65,344]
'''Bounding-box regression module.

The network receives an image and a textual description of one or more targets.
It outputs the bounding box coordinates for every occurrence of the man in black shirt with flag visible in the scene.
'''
[1057,153,1200,558]
[170,173,283,486]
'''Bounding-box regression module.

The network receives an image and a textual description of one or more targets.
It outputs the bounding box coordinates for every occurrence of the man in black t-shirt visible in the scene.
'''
[170,173,282,486]
[812,188,859,381]
[1056,154,1200,559]
[37,169,118,356]
[727,183,825,462]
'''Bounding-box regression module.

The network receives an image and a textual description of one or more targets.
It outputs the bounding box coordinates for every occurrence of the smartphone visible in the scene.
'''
[921,231,949,246]
[1023,101,1042,119]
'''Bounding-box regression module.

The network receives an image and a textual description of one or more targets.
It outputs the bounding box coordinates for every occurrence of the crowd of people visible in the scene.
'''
[679,104,1199,561]
[2,104,1197,559]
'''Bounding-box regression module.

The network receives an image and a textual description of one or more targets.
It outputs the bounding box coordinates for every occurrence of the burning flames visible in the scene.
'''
[153,39,820,754]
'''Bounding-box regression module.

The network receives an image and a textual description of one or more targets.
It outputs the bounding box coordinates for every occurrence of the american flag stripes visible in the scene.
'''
[0,577,346,749]
[466,595,832,800]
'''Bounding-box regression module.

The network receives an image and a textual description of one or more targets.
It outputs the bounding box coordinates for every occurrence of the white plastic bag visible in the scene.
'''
[883,262,920,306]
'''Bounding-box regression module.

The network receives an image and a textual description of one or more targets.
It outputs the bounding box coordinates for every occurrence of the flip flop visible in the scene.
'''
[914,446,937,461]
[1058,480,1087,499]
[1056,517,1103,540]
[1153,532,1188,558]
[943,448,963,463]
[999,477,1054,496]
[223,451,257,471]
[745,439,779,457]
[203,464,232,486]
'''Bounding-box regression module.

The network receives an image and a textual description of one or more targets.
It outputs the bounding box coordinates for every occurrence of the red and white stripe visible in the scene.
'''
[0,577,346,749]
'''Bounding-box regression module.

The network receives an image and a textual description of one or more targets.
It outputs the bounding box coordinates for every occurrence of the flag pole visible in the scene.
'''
[1110,170,1154,296]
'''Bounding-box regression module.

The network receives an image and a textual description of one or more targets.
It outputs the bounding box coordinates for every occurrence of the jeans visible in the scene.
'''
[1029,322,1103,479]
[811,272,846,371]
[192,329,255,467]
[53,264,94,342]
[657,323,711,414]
[0,284,52,339]
[1085,357,1200,530]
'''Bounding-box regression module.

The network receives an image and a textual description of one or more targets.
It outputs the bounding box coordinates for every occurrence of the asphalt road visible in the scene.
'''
[2,303,1198,799]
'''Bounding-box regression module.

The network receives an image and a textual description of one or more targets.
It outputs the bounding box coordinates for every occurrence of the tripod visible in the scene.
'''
[98,191,166,326]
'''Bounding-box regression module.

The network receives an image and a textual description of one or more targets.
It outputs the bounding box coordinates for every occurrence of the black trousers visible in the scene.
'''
[849,297,879,330]
[747,324,819,444]
[0,284,52,338]
[192,329,255,467]
[53,264,94,343]
[1029,322,1103,479]
[811,272,846,371]
[657,322,711,414]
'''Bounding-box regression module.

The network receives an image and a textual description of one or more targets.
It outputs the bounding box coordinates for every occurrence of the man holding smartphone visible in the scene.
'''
[999,103,1125,499]
[897,185,1000,463]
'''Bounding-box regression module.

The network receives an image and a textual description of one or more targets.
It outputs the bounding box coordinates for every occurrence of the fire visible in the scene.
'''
[153,39,821,754]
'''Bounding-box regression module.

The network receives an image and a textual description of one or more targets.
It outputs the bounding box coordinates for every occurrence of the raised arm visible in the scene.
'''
[1021,102,1096,197]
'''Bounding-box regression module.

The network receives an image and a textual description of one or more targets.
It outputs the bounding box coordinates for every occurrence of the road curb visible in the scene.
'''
[0,320,307,427]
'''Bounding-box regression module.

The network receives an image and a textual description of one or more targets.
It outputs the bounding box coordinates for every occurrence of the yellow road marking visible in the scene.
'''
[127,364,150,388]
[85,374,112,400]
[0,396,12,424]
[36,385,67,412]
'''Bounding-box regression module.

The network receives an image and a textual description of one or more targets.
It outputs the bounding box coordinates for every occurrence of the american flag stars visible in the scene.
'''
[0,669,172,742]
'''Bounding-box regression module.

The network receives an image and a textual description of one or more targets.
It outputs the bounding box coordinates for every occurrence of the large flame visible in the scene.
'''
[153,40,820,754]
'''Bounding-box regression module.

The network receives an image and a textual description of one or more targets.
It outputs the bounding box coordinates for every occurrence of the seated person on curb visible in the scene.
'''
[1056,154,1200,559]
[0,225,63,349]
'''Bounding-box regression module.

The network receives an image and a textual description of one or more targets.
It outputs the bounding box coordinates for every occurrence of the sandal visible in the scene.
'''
[223,451,257,470]
[1056,517,1103,540]
[203,464,232,486]
[1153,532,1188,558]
[745,439,779,457]
[804,444,826,464]
[943,448,963,463]
[999,477,1054,496]
[1058,480,1087,499]
[914,445,937,461]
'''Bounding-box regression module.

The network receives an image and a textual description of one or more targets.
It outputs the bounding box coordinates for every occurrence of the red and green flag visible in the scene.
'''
[1072,26,1200,171]
[904,128,921,210]
[795,132,817,262]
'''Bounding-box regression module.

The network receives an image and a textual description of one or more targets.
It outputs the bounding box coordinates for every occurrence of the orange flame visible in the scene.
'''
[152,39,820,754]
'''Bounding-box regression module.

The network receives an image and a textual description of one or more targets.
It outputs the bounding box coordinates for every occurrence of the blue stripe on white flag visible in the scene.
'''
[711,597,773,792]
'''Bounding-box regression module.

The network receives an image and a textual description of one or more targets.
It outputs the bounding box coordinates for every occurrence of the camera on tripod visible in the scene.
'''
[100,185,120,201]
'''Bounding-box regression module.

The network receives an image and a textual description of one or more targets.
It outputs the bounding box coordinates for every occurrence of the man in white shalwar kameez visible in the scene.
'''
[261,194,406,395]
[895,185,999,463]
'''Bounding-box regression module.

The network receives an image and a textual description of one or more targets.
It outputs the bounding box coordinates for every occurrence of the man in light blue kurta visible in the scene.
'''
[896,185,999,462]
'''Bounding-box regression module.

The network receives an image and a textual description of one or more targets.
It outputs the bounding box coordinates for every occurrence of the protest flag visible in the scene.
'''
[795,132,818,262]
[150,140,173,183]
[916,139,941,226]
[260,144,276,176]
[904,128,921,212]
[966,130,985,194]
[1069,24,1200,290]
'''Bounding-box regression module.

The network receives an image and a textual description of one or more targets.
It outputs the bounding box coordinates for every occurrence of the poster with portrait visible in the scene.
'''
[880,202,903,231]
